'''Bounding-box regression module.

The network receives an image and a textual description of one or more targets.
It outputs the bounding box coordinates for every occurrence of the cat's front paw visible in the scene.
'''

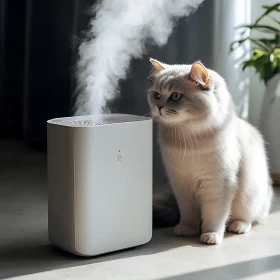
[228,221,251,234]
[174,223,200,237]
[200,232,223,245]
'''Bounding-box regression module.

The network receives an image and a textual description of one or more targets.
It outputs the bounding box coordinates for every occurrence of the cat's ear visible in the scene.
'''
[149,58,166,78]
[150,58,166,72]
[189,61,209,88]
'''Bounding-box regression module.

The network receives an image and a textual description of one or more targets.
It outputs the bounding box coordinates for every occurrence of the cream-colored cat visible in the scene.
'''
[148,58,273,245]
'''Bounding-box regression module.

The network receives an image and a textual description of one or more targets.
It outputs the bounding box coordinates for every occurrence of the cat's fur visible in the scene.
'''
[148,59,273,245]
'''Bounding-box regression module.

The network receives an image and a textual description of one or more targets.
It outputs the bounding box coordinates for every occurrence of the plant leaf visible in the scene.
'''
[274,48,280,55]
[269,15,280,26]
[229,37,272,53]
[250,38,272,51]
[270,95,277,104]
[242,60,254,71]
[253,48,265,59]
[237,24,280,34]
[255,3,280,24]
[230,3,280,84]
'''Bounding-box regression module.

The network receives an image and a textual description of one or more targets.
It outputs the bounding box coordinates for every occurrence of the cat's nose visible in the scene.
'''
[157,104,163,110]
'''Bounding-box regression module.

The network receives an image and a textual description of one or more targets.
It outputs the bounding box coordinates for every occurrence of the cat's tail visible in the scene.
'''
[255,182,274,224]
[153,187,180,228]
[258,183,274,222]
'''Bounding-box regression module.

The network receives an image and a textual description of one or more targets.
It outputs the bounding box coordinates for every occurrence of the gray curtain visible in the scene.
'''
[0,0,93,143]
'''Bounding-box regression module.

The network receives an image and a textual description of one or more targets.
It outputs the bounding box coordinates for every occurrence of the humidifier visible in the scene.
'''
[47,114,153,256]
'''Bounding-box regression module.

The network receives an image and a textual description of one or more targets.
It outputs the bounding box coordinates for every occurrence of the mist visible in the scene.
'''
[74,0,205,115]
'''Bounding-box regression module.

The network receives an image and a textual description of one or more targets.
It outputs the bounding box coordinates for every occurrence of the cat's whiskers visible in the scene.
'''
[193,131,200,163]
[174,125,178,150]
[178,125,187,161]
[176,125,182,155]
[167,125,171,139]
[177,126,181,151]
[186,123,200,163]
[180,124,193,164]
[182,124,194,167]
[142,111,152,117]
[172,126,176,158]
[167,125,173,157]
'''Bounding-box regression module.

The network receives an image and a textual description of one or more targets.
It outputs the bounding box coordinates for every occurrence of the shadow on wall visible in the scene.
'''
[155,254,280,280]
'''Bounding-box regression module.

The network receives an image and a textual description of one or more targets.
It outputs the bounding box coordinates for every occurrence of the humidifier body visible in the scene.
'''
[47,114,152,256]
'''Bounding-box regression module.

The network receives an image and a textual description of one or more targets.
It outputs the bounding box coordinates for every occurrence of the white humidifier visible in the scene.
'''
[47,114,153,256]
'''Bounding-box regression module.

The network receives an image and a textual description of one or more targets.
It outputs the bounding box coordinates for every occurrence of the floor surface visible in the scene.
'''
[1,140,280,280]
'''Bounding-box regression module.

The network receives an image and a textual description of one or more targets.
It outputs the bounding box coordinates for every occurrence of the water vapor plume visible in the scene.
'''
[74,0,205,115]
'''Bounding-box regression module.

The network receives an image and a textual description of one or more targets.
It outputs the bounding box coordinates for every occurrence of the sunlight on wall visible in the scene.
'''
[212,0,251,119]
[249,0,278,128]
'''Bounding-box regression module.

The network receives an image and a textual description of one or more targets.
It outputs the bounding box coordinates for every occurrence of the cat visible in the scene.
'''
[148,58,273,245]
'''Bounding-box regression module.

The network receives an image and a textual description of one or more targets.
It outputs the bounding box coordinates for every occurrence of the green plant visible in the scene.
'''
[229,3,280,85]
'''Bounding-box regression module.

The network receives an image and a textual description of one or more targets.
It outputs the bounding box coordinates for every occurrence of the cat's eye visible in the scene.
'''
[154,92,161,100]
[170,92,181,101]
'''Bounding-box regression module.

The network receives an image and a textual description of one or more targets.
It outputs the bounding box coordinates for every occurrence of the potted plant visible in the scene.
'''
[230,3,280,184]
